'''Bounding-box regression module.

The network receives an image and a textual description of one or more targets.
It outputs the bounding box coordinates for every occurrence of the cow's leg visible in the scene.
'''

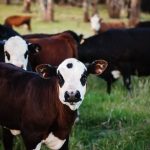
[59,136,69,150]
[22,131,42,150]
[123,74,131,91]
[106,80,112,94]
[2,128,14,150]
[26,20,31,31]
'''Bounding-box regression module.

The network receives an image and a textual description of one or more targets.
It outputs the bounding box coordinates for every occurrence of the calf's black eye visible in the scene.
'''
[57,71,64,87]
[80,71,87,86]
[5,51,10,60]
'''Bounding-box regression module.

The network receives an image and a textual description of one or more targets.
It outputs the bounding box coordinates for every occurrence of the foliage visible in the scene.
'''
[0,3,150,150]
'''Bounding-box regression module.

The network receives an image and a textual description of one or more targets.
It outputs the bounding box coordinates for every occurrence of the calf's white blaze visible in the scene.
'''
[4,36,28,70]
[43,132,66,150]
[57,58,87,110]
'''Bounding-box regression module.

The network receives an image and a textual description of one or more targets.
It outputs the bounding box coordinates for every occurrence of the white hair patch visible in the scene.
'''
[34,142,42,150]
[4,36,28,69]
[43,132,66,150]
[90,14,101,31]
[10,129,21,136]
[111,70,121,79]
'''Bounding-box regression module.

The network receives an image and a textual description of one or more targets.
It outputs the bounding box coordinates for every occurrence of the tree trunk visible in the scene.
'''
[106,0,124,18]
[5,0,11,5]
[91,0,98,15]
[23,0,31,13]
[40,0,54,22]
[83,0,90,22]
[129,0,141,26]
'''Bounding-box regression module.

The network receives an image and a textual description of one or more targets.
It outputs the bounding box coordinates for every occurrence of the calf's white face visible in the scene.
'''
[4,36,28,70]
[36,58,108,111]
[57,58,87,110]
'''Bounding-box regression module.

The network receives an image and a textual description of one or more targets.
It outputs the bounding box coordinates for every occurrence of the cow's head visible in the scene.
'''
[90,14,102,32]
[4,36,40,70]
[36,58,108,111]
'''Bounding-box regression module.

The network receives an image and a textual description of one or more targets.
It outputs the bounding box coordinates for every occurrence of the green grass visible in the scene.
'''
[0,2,150,150]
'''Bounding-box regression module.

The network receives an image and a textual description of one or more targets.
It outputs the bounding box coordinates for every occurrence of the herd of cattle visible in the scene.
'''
[0,20,150,149]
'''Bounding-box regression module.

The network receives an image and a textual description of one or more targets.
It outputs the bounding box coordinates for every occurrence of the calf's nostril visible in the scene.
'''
[75,90,81,99]
[64,91,70,101]
[64,91,81,102]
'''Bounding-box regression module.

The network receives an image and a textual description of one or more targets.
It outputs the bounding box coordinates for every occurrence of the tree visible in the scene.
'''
[40,0,54,22]
[23,0,32,13]
[5,0,11,5]
[106,0,124,18]
[83,0,90,22]
[129,0,141,26]
[91,0,98,15]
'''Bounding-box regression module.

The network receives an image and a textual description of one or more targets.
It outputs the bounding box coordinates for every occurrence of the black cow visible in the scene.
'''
[0,58,107,150]
[78,28,150,93]
[135,21,150,28]
[0,24,20,40]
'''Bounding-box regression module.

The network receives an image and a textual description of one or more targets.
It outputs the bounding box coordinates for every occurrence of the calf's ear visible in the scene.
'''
[36,64,57,79]
[28,43,41,54]
[87,60,108,75]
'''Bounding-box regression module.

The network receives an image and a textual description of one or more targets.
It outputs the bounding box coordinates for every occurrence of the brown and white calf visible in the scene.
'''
[0,36,40,70]
[0,58,107,150]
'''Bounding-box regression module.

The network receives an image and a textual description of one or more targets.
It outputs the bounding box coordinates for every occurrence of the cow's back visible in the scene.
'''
[79,28,150,63]
[0,63,57,129]
[27,33,78,71]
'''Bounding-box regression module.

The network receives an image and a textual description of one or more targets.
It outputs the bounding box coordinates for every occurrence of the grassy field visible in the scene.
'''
[0,2,150,150]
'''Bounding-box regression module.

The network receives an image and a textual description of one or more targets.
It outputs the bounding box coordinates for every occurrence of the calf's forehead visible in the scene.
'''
[4,36,28,54]
[57,58,86,76]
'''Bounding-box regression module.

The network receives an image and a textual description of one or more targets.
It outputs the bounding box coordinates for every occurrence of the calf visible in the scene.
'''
[78,28,150,93]
[4,15,32,31]
[0,36,40,70]
[0,36,40,150]
[0,58,107,150]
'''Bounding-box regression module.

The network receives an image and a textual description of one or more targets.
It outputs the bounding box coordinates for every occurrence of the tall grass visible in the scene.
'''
[0,2,150,150]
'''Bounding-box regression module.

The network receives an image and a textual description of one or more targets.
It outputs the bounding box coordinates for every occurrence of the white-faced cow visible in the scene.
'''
[0,36,41,150]
[0,36,40,70]
[0,58,107,150]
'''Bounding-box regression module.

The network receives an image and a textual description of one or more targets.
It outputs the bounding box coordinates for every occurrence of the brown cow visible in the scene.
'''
[26,32,80,71]
[0,58,107,150]
[90,14,127,34]
[4,15,32,31]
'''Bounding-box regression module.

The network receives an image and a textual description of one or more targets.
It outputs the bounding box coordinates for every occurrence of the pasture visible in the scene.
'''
[0,2,150,150]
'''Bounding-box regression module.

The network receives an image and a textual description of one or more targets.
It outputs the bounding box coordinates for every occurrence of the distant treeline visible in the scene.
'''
[1,0,150,13]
